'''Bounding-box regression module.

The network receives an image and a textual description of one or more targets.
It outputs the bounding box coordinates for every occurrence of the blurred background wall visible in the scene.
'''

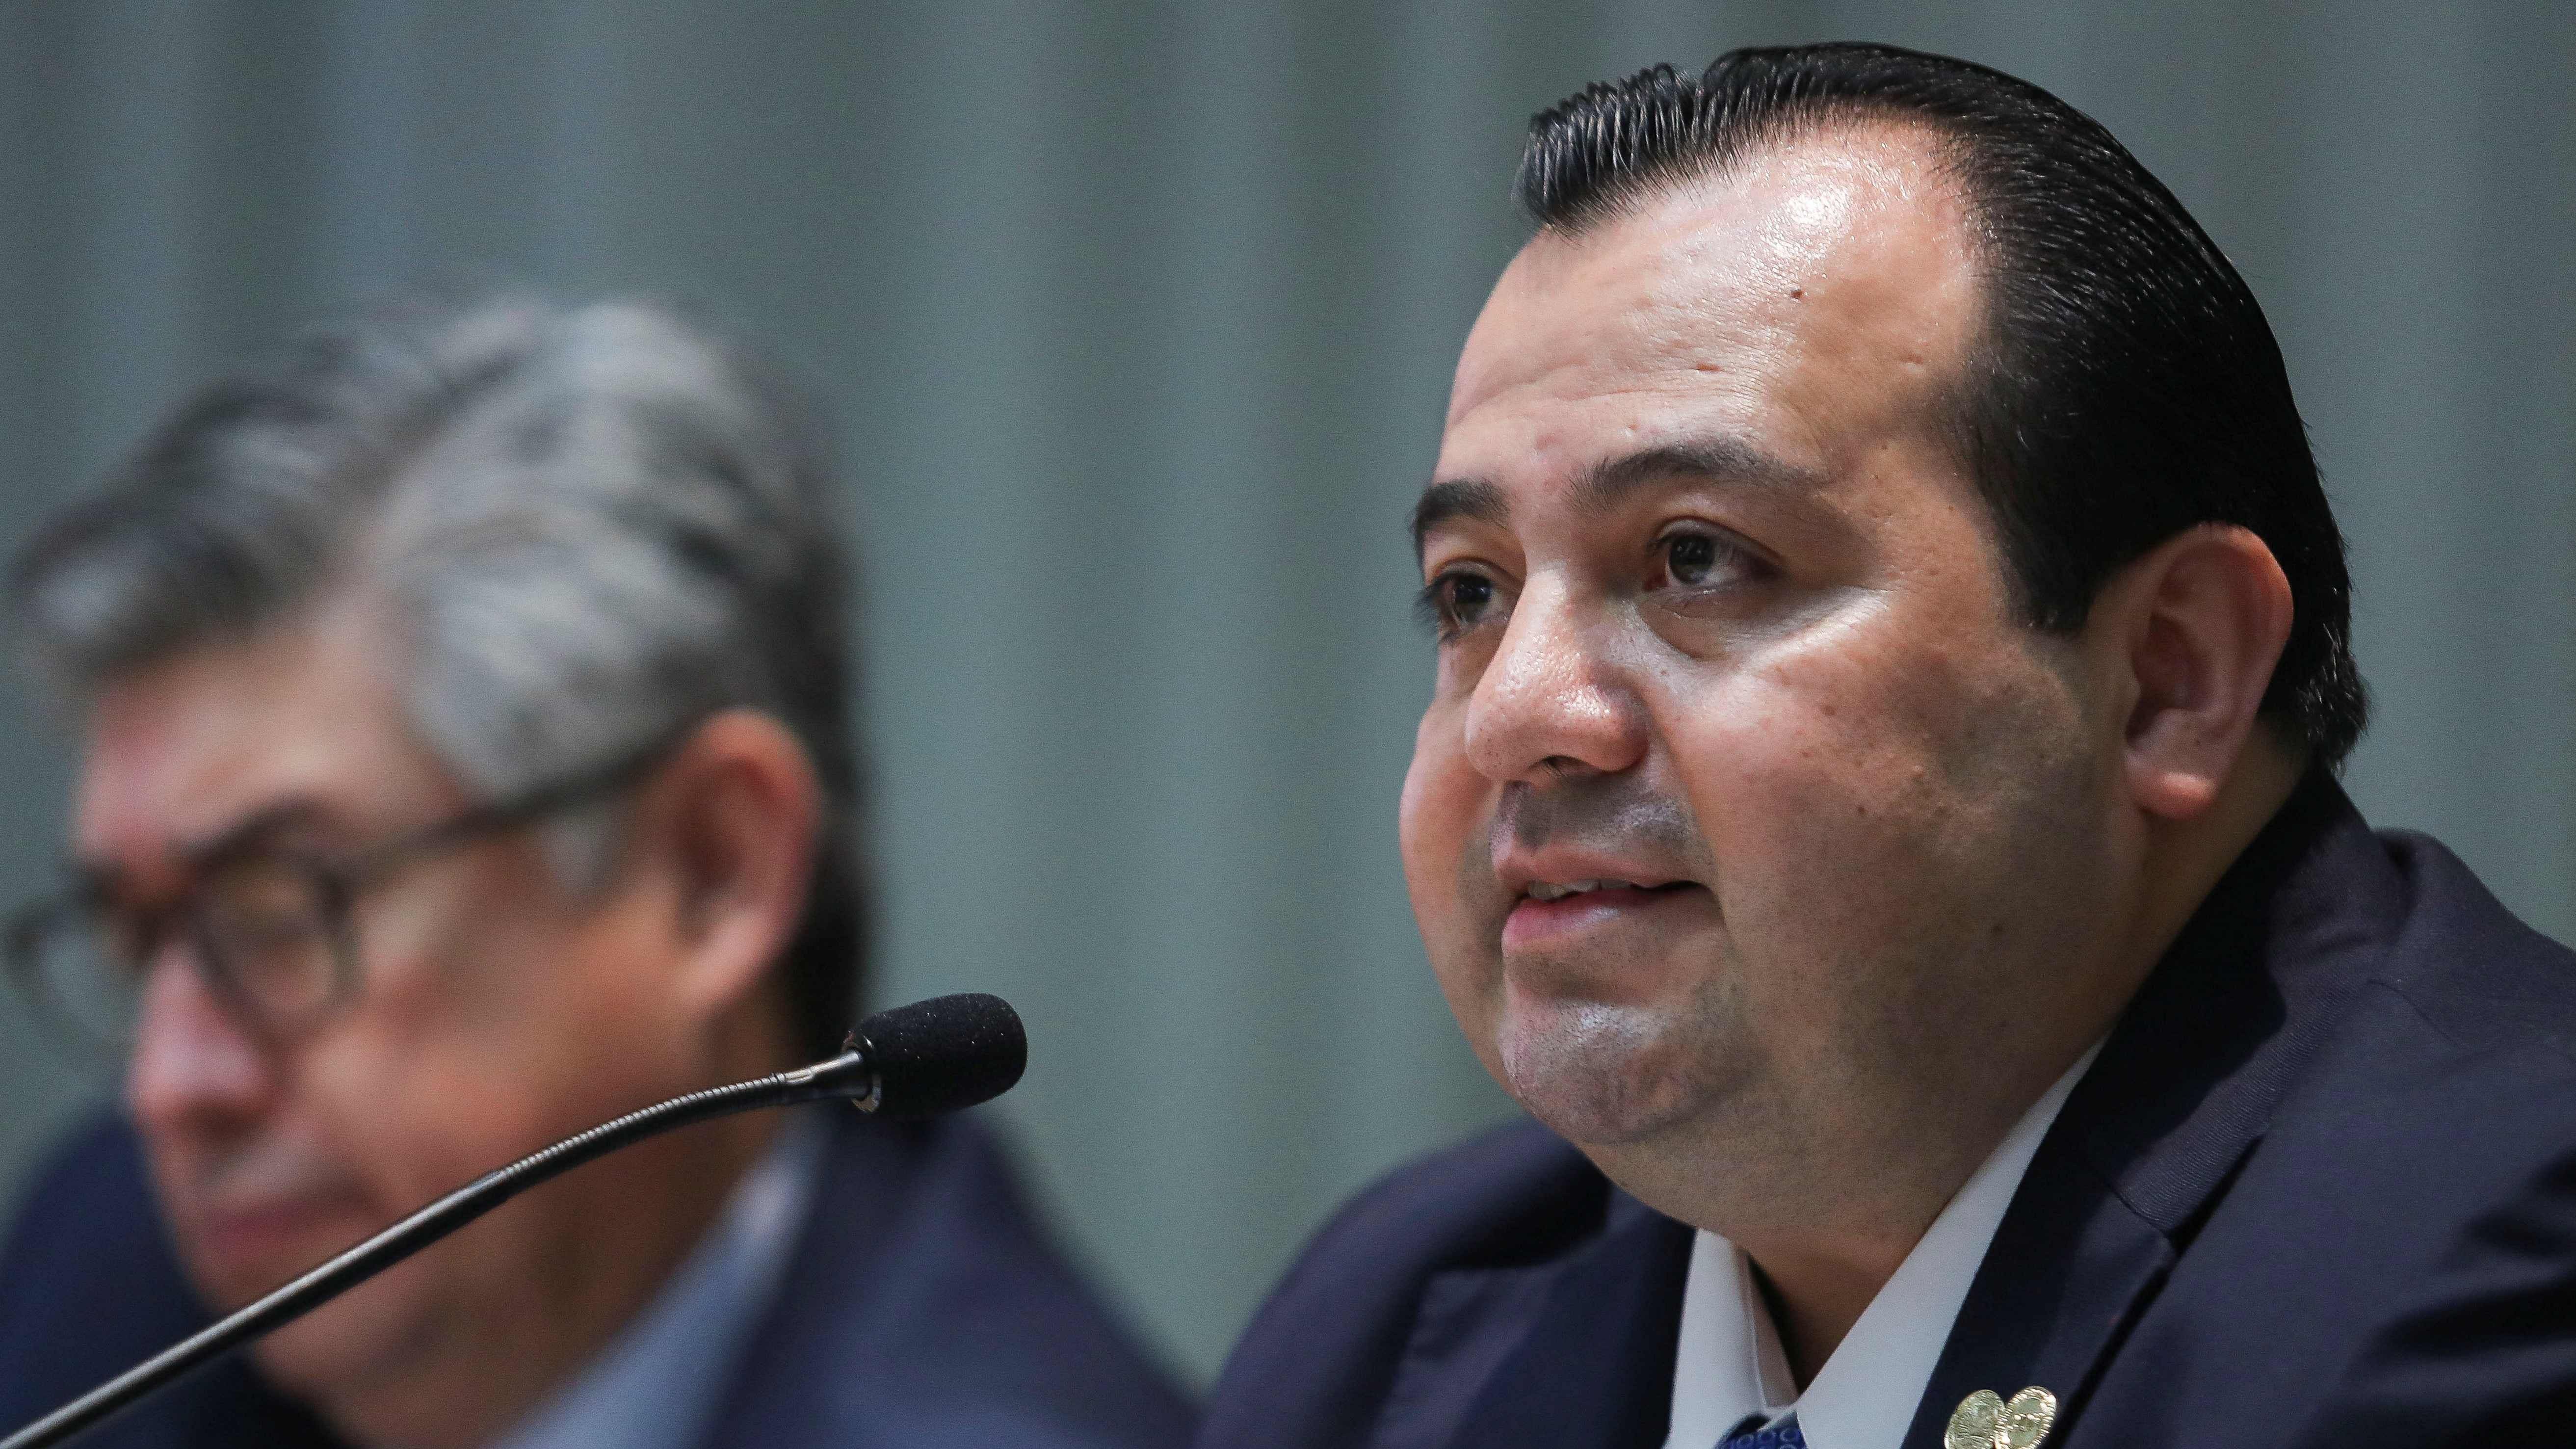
[0,0,2567,1388]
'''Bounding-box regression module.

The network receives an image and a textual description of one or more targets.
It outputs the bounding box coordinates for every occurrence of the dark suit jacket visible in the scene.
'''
[0,1109,1195,1449]
[1199,775,2576,1449]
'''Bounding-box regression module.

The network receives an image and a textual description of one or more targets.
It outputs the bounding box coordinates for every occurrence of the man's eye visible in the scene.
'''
[1416,570,1500,639]
[101,908,164,983]
[1667,533,1719,585]
[1655,528,1762,590]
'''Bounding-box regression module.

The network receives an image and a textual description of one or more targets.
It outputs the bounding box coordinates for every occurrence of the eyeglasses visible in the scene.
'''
[3,736,682,1055]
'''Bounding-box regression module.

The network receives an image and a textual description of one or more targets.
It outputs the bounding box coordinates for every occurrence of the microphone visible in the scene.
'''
[857,991,1028,1118]
[1,993,1025,1449]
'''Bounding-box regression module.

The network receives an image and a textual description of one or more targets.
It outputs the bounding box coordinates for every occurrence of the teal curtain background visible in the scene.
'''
[0,1,2568,1387]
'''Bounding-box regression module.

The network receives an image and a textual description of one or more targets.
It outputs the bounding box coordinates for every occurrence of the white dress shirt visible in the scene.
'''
[1659,1045,2101,1449]
[476,1112,828,1449]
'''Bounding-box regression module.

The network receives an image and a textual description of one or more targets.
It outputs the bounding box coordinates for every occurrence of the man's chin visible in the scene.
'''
[1494,999,1720,1146]
[237,1253,440,1407]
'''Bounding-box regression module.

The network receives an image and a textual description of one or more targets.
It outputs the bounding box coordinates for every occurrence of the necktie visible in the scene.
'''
[1718,1412,1803,1449]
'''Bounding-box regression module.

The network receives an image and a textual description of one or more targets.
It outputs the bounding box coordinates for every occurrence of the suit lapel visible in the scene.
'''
[1898,1128,2182,1448]
[1405,1199,1693,1449]
[697,1119,919,1449]
[1903,775,2401,1446]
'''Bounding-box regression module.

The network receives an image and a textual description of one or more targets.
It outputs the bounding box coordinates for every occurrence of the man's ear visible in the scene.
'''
[625,708,822,1022]
[2096,524,2295,821]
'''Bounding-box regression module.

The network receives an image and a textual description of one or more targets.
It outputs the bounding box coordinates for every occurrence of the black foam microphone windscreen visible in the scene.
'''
[852,992,1027,1119]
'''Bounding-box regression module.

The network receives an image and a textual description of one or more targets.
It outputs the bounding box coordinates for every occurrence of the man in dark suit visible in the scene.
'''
[1201,43,2576,1449]
[0,297,1193,1449]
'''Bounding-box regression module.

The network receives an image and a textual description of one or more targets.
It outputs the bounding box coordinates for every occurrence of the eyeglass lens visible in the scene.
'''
[18,858,347,1050]
[15,902,145,1051]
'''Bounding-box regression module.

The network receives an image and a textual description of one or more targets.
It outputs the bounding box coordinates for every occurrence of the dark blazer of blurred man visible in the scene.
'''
[0,299,1193,1449]
[1200,44,2576,1449]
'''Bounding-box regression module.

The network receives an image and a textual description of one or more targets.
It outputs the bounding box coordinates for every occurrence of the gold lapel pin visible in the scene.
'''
[1944,1386,2058,1449]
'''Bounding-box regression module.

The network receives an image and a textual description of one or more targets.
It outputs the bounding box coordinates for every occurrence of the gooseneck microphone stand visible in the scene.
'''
[0,992,1024,1449]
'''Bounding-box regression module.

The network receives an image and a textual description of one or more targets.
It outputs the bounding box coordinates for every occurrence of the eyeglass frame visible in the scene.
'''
[2,726,694,1055]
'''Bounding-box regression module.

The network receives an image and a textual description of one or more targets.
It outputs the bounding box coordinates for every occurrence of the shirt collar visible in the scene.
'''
[1662,1043,2101,1449]
[476,1110,829,1449]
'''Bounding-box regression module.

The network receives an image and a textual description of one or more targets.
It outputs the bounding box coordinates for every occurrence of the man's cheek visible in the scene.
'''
[1399,753,1485,903]
[1396,738,1456,879]
[1427,937,1509,1083]
[1673,709,1935,950]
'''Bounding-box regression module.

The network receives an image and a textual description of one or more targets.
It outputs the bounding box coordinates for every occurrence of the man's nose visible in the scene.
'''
[126,941,279,1138]
[1462,575,1648,785]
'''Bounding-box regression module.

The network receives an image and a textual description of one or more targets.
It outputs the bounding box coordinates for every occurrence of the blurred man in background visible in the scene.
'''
[0,297,1193,1449]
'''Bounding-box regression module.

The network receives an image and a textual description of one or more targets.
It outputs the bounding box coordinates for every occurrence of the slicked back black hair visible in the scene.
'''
[1517,42,2367,767]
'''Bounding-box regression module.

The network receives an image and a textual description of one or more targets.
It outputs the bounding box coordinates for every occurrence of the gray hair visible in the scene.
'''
[10,295,865,1054]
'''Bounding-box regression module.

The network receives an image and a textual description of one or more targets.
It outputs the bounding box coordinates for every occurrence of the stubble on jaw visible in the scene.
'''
[1497,982,1763,1148]
[1459,773,1764,1147]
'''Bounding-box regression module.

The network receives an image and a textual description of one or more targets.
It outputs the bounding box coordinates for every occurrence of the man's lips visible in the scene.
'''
[1501,880,1705,952]
[181,1191,376,1288]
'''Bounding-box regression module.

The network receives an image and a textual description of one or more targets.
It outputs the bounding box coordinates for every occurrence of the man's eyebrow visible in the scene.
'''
[175,799,338,869]
[1410,440,1823,562]
[1575,437,1825,515]
[65,800,329,903]
[1410,477,1508,562]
